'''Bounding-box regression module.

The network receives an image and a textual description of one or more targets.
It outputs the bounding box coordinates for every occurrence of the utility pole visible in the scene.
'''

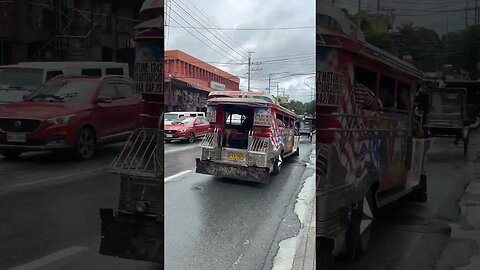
[268,74,271,94]
[276,84,279,97]
[248,51,253,91]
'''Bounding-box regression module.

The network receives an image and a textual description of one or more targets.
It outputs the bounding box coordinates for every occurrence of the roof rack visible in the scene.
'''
[50,74,133,81]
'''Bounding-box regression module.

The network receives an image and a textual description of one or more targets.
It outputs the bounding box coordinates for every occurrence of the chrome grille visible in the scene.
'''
[0,118,41,133]
[165,130,177,135]
[247,137,270,153]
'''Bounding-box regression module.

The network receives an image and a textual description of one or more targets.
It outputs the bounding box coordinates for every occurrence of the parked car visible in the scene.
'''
[164,111,205,125]
[0,75,142,160]
[164,116,209,143]
[0,62,129,107]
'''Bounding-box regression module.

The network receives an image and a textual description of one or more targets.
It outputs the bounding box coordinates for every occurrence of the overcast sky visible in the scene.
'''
[334,0,474,35]
[165,0,315,103]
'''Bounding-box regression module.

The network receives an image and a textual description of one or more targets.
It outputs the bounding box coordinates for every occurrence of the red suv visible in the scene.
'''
[0,75,142,160]
[165,116,209,143]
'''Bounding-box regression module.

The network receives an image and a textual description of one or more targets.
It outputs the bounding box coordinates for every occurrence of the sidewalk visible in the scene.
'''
[435,151,480,270]
[271,149,316,270]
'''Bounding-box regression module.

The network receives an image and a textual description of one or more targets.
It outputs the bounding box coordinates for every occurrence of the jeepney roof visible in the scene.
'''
[207,91,298,118]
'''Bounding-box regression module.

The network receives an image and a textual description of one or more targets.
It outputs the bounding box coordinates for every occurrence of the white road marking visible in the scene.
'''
[2,168,106,190]
[9,246,88,270]
[164,170,192,183]
[165,144,200,154]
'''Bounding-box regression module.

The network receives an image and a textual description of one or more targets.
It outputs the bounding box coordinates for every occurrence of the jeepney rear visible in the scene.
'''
[196,104,278,183]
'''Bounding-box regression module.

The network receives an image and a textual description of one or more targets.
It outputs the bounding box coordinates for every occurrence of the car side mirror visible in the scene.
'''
[96,96,113,103]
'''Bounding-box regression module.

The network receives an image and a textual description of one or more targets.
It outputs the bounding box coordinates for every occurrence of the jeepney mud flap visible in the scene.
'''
[196,158,271,183]
[99,208,163,263]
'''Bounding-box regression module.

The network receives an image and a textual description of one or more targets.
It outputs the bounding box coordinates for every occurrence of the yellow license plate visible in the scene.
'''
[228,153,244,160]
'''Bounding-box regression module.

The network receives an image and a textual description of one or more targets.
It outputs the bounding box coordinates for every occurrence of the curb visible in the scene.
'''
[292,150,316,270]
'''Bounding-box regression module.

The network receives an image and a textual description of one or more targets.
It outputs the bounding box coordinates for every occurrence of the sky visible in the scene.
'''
[333,0,477,35]
[164,0,315,103]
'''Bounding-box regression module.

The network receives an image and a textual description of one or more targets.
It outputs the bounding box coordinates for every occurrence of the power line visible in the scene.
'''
[164,12,238,61]
[169,0,245,60]
[182,0,249,56]
[166,25,315,30]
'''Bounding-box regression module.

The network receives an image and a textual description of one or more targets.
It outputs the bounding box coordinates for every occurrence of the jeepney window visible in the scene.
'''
[226,113,243,125]
[284,116,290,127]
[276,113,283,122]
[397,82,411,111]
[354,66,377,109]
[379,75,395,108]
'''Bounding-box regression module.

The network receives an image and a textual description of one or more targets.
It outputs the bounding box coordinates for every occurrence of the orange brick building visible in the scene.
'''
[164,50,240,112]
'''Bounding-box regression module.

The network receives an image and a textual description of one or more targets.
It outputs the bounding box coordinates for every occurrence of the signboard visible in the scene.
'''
[210,81,225,91]
[254,108,272,126]
[134,39,163,94]
[207,106,216,123]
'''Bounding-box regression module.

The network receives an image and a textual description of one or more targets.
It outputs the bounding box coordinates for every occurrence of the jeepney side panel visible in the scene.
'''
[316,46,393,236]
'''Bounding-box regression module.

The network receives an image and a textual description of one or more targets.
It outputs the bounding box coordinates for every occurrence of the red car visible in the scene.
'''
[165,116,209,143]
[0,75,142,160]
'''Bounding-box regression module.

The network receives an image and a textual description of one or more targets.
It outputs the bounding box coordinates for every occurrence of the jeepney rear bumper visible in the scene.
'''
[196,158,271,183]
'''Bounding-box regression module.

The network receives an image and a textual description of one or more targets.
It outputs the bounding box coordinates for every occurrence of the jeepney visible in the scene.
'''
[195,91,300,183]
[317,2,431,267]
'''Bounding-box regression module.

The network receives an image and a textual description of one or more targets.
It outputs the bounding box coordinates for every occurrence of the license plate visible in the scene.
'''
[7,133,26,143]
[228,153,244,161]
[166,134,173,138]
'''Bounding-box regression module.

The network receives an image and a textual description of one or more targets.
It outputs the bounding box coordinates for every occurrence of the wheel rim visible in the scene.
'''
[78,130,94,158]
[189,133,195,143]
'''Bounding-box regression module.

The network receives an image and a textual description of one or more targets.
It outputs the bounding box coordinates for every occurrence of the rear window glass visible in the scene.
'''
[82,68,102,77]
[106,68,124,75]
[0,68,43,90]
[46,70,63,81]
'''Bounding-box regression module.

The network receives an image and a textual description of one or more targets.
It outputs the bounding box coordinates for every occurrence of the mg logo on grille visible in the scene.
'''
[13,120,22,130]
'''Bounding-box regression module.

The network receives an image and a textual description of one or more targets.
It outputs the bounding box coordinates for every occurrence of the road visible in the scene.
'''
[0,137,314,270]
[334,132,480,270]
[164,139,314,270]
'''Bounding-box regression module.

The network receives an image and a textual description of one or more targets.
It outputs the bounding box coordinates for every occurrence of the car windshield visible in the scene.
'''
[28,80,97,104]
[172,117,194,125]
[164,113,178,121]
[0,68,43,90]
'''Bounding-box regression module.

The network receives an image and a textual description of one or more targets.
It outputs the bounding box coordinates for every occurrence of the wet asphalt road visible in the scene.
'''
[0,137,314,270]
[164,139,314,270]
[335,131,480,270]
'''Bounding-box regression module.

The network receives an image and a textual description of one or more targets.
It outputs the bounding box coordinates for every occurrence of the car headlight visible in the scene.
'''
[46,114,76,125]
[179,128,187,132]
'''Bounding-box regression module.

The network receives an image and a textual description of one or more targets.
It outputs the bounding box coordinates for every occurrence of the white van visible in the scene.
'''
[0,62,129,106]
[164,111,205,125]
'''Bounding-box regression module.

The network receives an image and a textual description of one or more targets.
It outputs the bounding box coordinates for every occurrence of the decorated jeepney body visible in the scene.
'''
[316,2,430,265]
[196,91,300,183]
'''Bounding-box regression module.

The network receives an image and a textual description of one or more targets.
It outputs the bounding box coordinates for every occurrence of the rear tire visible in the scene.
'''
[295,147,299,156]
[317,245,334,270]
[74,127,96,160]
[346,198,372,262]
[272,152,283,175]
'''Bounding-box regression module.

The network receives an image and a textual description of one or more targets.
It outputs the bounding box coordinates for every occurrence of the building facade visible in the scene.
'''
[0,0,143,72]
[164,50,240,112]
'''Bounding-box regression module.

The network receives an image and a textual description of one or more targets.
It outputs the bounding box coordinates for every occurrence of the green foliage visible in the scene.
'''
[276,98,314,116]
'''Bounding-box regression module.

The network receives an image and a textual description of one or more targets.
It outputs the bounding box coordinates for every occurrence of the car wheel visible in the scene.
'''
[188,132,196,143]
[0,150,22,160]
[75,127,96,160]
